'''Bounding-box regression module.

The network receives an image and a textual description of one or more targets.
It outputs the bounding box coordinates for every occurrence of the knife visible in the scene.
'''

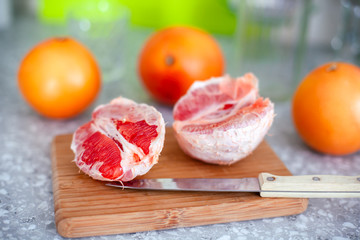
[106,173,360,198]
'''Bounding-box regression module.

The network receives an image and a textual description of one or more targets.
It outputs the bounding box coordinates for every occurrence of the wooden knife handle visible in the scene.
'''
[258,173,360,198]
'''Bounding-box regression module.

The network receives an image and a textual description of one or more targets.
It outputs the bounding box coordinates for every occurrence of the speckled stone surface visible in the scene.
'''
[0,18,360,240]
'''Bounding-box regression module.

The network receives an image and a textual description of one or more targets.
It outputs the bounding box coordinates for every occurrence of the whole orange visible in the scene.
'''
[138,26,225,105]
[292,62,360,155]
[18,37,101,119]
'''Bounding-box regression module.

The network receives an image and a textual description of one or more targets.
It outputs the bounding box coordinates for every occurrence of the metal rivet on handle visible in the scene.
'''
[267,176,276,181]
[312,177,321,181]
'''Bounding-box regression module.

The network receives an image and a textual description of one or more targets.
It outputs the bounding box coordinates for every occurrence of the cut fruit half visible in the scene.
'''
[173,74,274,165]
[71,97,166,182]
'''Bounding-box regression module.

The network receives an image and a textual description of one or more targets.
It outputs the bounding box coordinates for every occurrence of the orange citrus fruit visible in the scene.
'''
[18,37,101,119]
[138,26,225,105]
[292,62,360,155]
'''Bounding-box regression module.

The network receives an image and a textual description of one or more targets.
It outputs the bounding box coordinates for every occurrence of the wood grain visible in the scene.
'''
[51,127,308,238]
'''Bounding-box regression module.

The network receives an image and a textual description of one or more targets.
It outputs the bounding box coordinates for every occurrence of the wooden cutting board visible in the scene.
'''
[51,127,308,238]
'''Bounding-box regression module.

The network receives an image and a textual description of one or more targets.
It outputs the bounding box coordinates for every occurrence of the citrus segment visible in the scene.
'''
[173,74,257,122]
[81,130,123,180]
[114,120,158,155]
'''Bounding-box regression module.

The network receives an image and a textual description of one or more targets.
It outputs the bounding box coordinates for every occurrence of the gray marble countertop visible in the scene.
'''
[1,18,360,240]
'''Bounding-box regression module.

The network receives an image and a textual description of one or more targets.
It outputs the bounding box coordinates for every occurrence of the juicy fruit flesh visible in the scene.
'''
[80,120,158,180]
[172,74,274,165]
[114,120,158,155]
[173,75,256,122]
[181,98,270,133]
[71,97,166,182]
[81,131,123,179]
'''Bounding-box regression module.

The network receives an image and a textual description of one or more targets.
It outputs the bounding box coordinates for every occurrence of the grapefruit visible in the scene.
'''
[71,97,166,181]
[173,74,274,165]
[18,37,101,119]
[138,26,225,105]
[292,62,360,155]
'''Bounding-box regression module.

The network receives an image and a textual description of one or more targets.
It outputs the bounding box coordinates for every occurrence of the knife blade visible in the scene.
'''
[106,173,360,198]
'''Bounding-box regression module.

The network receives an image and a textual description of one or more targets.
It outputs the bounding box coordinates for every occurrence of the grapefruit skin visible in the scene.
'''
[18,37,101,119]
[292,62,360,155]
[138,26,225,105]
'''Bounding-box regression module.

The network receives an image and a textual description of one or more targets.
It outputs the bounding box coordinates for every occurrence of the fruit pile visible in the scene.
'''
[17,25,360,182]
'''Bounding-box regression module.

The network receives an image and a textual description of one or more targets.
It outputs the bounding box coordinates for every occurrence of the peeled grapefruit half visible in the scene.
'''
[173,74,274,165]
[71,97,165,182]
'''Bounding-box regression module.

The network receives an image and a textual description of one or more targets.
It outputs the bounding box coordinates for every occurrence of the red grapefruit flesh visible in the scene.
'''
[71,97,165,181]
[173,74,274,165]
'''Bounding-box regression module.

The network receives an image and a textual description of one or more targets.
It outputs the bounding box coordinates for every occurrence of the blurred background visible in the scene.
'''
[1,2,360,238]
[1,0,360,101]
